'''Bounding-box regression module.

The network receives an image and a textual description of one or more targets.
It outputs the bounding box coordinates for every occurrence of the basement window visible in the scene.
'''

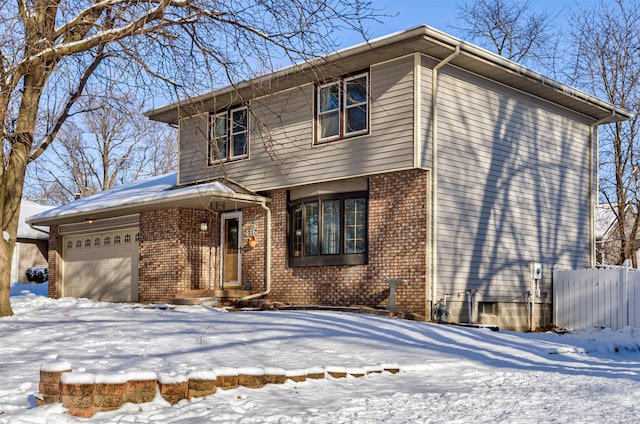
[478,302,498,316]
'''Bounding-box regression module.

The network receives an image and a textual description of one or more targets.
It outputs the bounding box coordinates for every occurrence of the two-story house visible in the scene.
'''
[29,26,631,331]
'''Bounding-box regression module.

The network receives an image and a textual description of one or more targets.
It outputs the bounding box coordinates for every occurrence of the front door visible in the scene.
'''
[221,212,242,288]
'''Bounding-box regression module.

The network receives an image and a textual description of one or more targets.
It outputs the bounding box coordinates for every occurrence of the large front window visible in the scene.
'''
[209,106,248,164]
[316,72,369,143]
[290,192,368,267]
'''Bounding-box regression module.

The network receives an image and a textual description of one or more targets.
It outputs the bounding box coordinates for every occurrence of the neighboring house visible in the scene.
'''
[595,203,640,266]
[28,26,632,331]
[12,200,53,283]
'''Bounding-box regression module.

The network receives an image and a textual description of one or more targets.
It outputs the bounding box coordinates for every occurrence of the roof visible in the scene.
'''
[146,25,633,125]
[596,203,640,240]
[27,173,268,226]
[18,200,53,239]
[595,204,618,239]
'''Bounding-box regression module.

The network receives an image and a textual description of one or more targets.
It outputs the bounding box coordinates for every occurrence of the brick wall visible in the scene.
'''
[139,209,218,302]
[240,207,267,292]
[266,169,429,316]
[16,239,48,283]
[47,225,61,298]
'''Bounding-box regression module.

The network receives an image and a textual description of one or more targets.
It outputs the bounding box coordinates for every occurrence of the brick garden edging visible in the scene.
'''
[36,361,400,418]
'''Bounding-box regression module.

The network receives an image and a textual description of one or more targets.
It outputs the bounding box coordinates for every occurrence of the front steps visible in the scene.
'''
[167,288,257,306]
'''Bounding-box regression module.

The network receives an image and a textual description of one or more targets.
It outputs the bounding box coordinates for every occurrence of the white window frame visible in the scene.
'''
[343,73,369,137]
[316,72,369,143]
[230,106,249,160]
[317,81,341,143]
[208,106,249,164]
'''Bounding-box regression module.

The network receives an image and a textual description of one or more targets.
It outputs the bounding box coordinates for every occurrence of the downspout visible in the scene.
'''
[589,112,615,267]
[239,199,271,301]
[430,46,460,308]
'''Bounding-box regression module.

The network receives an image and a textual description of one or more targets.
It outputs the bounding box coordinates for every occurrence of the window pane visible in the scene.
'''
[346,76,367,105]
[214,115,227,138]
[322,200,340,254]
[345,198,367,254]
[346,106,367,133]
[232,133,247,157]
[232,109,247,133]
[231,108,248,157]
[319,84,339,112]
[293,204,303,257]
[319,111,339,139]
[211,114,227,161]
[304,202,319,256]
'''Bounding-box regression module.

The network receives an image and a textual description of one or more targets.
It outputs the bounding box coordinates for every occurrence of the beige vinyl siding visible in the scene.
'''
[434,65,592,301]
[178,113,210,185]
[419,55,435,166]
[178,56,416,190]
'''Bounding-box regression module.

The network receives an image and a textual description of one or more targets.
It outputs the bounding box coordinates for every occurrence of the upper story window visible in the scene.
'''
[209,106,249,164]
[316,72,369,143]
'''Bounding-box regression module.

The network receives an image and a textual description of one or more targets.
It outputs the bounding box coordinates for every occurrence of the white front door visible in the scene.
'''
[221,212,242,288]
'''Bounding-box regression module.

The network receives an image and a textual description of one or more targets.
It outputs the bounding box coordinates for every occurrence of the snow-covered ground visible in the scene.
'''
[2,287,640,423]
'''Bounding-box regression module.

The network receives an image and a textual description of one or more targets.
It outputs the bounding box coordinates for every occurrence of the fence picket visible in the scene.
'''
[553,267,639,330]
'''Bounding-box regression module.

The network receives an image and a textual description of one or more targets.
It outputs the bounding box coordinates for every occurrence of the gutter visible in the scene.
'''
[147,26,632,124]
[238,199,271,301]
[430,45,460,310]
[28,222,50,237]
[27,190,267,227]
[589,111,615,267]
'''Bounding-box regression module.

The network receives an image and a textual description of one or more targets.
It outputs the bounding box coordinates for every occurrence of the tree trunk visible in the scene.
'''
[0,242,13,316]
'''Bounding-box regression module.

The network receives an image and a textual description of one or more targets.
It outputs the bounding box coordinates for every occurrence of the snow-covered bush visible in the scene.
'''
[25,266,48,283]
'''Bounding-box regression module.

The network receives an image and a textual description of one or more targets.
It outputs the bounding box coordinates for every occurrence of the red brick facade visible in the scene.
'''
[47,170,430,315]
[138,208,218,301]
[47,225,61,299]
[266,169,429,315]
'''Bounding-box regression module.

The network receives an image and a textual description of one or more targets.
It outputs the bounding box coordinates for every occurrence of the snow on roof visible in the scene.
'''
[28,173,264,224]
[18,199,53,239]
[596,204,620,239]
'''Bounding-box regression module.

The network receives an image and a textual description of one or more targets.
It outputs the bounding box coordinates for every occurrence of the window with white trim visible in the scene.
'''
[208,106,249,164]
[290,192,368,267]
[316,72,369,143]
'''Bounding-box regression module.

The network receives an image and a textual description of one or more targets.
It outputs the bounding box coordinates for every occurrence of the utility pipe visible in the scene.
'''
[238,199,271,301]
[430,45,460,310]
[589,111,615,267]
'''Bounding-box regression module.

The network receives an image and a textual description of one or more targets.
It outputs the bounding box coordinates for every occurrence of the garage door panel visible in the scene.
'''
[63,228,139,302]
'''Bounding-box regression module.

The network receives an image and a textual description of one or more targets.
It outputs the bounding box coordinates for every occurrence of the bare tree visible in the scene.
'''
[25,90,177,205]
[455,0,554,67]
[569,0,640,266]
[0,1,377,316]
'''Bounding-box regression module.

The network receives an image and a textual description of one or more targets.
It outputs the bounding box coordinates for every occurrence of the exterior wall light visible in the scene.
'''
[199,221,208,232]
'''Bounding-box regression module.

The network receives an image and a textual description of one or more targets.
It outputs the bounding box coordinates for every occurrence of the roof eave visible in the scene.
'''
[145,25,633,125]
[27,190,268,227]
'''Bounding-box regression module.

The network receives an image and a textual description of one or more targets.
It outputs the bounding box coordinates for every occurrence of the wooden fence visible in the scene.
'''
[553,267,640,331]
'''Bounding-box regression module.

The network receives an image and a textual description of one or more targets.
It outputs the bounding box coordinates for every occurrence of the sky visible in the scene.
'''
[1,289,640,422]
[337,0,601,49]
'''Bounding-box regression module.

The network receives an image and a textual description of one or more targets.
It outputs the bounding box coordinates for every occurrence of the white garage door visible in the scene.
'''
[62,228,139,302]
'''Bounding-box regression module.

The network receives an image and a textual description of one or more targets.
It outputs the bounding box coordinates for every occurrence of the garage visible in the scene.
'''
[62,226,139,302]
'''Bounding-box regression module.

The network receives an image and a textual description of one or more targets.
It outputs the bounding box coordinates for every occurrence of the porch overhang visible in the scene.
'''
[27,173,268,227]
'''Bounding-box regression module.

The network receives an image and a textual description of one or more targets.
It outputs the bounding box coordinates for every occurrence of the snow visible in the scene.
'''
[26,173,264,223]
[2,293,640,422]
[18,199,53,239]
